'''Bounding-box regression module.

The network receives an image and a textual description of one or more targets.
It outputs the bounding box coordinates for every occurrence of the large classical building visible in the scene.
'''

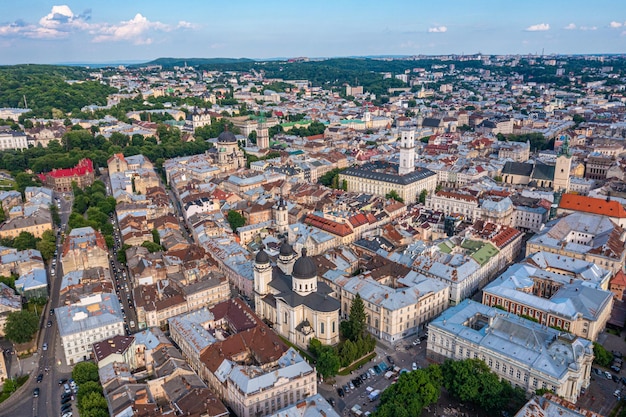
[501,143,572,191]
[557,194,626,227]
[253,242,341,348]
[57,293,125,365]
[482,262,614,341]
[526,212,626,274]
[339,129,437,204]
[334,270,449,344]
[0,131,28,151]
[38,158,95,192]
[207,130,246,173]
[427,300,593,403]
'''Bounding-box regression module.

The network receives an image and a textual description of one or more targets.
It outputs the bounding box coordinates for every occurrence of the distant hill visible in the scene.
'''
[138,57,255,68]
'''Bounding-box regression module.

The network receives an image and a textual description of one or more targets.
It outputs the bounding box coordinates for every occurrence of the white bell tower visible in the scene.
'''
[398,128,416,175]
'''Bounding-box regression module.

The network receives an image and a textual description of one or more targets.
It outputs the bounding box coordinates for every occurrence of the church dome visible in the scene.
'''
[292,249,316,279]
[218,130,237,143]
[255,248,269,264]
[279,242,294,256]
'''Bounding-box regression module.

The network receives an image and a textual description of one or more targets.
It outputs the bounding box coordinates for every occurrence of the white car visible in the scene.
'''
[412,339,421,346]
[412,362,418,371]
[42,343,48,351]
[615,389,621,397]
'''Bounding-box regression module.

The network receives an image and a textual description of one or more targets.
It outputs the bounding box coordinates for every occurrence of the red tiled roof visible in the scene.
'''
[349,213,369,228]
[559,194,626,218]
[304,213,353,237]
[436,191,479,203]
[38,158,93,180]
[612,270,626,287]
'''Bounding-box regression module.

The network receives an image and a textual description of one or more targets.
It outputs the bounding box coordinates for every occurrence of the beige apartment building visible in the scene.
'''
[336,271,450,343]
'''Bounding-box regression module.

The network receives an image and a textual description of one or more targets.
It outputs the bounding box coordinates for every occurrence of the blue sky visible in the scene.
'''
[1,1,625,65]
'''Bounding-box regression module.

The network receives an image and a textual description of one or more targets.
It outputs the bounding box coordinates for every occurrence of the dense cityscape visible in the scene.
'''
[0,52,625,417]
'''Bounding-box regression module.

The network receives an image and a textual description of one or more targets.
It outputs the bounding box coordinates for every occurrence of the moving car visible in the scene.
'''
[33,388,39,397]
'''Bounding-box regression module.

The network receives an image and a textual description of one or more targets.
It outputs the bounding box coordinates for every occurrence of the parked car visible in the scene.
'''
[337,388,344,398]
[613,351,623,359]
[412,339,421,346]
[612,364,621,373]
[387,355,394,365]
[412,362,418,371]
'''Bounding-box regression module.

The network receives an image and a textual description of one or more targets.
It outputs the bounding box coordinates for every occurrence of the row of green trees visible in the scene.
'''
[0,229,56,261]
[373,359,527,417]
[72,362,109,417]
[69,180,116,248]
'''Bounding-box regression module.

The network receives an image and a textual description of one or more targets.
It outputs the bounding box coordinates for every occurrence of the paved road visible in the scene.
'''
[318,337,428,415]
[0,192,74,417]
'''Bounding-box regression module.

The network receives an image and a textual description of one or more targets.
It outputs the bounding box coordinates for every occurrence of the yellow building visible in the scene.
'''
[0,210,52,239]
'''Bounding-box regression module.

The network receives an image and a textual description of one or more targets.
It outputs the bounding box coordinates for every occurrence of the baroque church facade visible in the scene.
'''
[253,243,341,349]
[206,130,246,172]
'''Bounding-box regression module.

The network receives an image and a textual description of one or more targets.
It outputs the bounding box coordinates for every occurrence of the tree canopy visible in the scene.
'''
[441,358,527,414]
[343,293,366,341]
[4,310,39,344]
[72,361,100,385]
[374,365,442,417]
[227,210,246,232]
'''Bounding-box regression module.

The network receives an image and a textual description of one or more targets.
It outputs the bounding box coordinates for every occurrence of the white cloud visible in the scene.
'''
[564,23,576,30]
[580,26,597,31]
[610,21,623,28]
[0,6,197,44]
[525,23,550,32]
[91,13,171,44]
[428,26,447,33]
[177,21,198,29]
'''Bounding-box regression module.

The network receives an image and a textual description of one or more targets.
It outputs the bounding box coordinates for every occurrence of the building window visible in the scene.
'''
[332,321,336,333]
[320,323,324,334]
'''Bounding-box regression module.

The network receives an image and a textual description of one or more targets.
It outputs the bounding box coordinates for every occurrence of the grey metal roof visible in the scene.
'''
[56,293,124,337]
[428,300,593,381]
[269,268,340,313]
[341,161,436,185]
[502,161,533,177]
